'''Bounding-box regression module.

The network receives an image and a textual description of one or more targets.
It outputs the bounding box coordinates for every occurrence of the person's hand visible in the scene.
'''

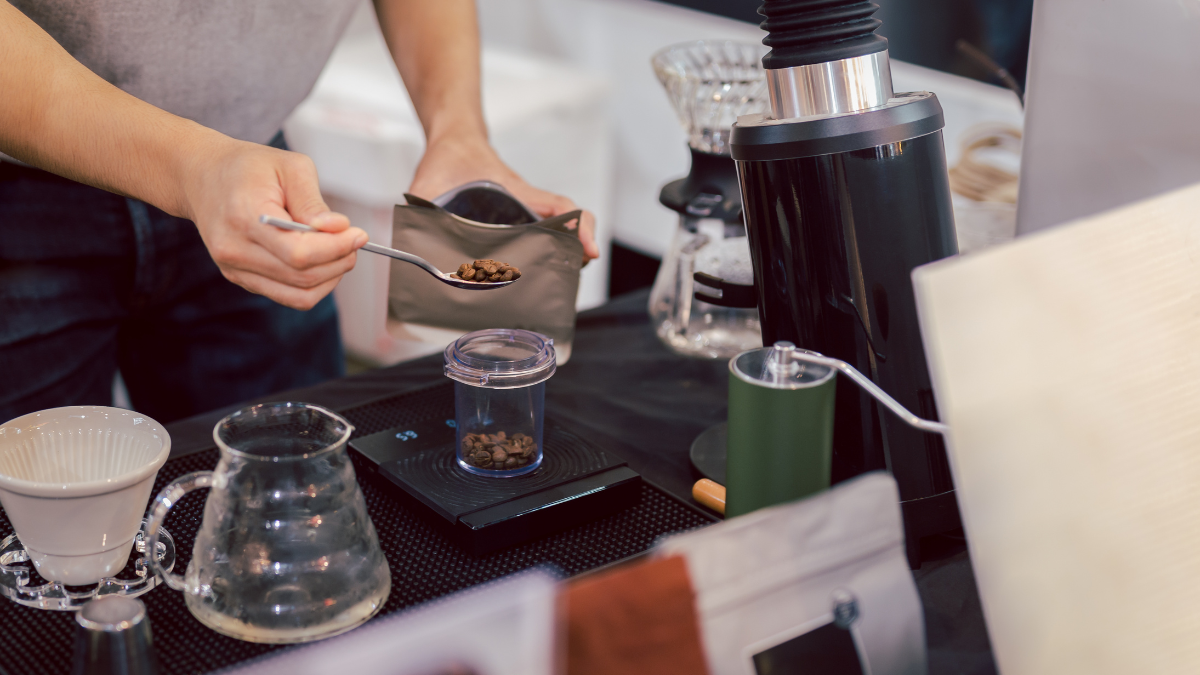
[180,138,368,310]
[408,135,600,264]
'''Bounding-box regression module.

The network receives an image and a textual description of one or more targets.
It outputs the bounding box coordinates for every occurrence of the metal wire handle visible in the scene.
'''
[789,350,949,435]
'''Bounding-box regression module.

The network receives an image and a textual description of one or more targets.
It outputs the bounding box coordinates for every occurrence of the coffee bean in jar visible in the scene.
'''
[460,431,538,471]
[455,259,522,283]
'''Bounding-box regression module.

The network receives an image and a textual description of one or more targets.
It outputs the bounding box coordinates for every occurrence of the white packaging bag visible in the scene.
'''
[221,571,558,675]
[656,472,926,675]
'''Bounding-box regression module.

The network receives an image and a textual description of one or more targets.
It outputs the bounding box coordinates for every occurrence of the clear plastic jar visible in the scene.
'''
[443,329,556,477]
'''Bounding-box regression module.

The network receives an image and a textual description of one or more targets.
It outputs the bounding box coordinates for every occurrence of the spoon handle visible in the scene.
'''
[258,215,445,280]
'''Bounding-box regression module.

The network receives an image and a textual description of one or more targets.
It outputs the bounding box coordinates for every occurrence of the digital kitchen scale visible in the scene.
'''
[351,414,642,555]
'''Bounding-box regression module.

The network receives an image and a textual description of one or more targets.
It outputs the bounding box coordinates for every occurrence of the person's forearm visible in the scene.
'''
[0,1,229,219]
[374,0,598,262]
[372,0,487,146]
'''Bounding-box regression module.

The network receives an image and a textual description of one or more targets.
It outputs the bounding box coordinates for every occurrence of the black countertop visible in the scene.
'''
[166,289,997,674]
[0,289,996,675]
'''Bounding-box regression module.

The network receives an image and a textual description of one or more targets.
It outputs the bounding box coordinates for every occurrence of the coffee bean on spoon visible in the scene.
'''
[456,259,522,283]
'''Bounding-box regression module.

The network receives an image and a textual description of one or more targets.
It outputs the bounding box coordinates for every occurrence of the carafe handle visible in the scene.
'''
[145,470,213,593]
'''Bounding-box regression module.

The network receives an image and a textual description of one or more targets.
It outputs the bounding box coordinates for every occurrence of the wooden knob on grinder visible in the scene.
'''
[692,479,726,515]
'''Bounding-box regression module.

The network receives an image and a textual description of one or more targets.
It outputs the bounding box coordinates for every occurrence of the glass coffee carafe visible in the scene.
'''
[146,402,391,644]
[648,40,768,359]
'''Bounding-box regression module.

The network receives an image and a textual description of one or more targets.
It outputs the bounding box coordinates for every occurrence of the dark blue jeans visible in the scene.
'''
[0,162,344,424]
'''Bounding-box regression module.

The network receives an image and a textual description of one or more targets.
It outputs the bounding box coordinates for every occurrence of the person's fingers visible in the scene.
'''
[248,202,367,272]
[515,187,598,263]
[402,142,598,262]
[578,210,599,263]
[238,151,368,271]
[216,238,359,289]
[277,153,345,231]
[221,267,343,311]
[524,190,575,219]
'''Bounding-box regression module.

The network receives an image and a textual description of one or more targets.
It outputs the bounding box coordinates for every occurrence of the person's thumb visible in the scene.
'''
[279,153,350,234]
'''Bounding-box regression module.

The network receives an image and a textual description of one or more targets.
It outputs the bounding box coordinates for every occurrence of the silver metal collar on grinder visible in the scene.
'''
[766,51,894,120]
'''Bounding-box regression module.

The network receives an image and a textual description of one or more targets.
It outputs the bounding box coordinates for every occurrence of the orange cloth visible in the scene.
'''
[563,555,710,675]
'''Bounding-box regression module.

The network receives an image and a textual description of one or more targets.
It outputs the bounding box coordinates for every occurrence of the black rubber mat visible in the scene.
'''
[0,384,715,675]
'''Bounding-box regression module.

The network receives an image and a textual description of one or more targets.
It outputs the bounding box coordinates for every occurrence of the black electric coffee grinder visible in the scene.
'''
[731,0,959,565]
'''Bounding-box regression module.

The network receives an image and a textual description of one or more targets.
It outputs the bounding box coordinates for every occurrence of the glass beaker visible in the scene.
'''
[649,215,763,359]
[145,403,391,644]
[444,329,557,477]
[648,40,768,359]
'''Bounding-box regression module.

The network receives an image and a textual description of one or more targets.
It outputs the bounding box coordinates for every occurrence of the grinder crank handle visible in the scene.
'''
[789,349,950,435]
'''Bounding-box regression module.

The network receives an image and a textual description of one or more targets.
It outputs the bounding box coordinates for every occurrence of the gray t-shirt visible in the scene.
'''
[9,0,359,146]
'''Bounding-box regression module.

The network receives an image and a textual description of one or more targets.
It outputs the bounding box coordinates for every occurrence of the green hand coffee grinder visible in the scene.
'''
[722,342,949,526]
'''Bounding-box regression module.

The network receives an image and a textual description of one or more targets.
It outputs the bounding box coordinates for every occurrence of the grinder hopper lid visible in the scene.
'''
[730,341,835,390]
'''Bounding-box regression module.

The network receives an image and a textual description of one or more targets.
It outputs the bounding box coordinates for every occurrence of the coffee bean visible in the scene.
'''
[455,259,523,284]
[461,429,540,471]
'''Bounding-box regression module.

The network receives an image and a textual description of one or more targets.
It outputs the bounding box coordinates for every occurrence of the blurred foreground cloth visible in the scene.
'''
[564,555,709,675]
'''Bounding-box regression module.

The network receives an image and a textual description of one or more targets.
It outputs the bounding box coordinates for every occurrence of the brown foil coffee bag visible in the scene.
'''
[386,196,583,363]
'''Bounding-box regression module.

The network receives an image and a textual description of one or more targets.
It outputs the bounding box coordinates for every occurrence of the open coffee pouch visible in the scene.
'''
[387,184,584,363]
[656,472,927,675]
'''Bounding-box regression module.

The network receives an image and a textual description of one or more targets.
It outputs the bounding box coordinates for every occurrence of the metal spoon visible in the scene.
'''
[259,215,516,290]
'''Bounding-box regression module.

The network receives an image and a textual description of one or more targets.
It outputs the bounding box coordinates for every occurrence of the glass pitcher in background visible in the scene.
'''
[647,40,767,359]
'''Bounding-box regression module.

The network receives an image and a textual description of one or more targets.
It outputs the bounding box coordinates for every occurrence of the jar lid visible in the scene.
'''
[444,329,557,389]
[730,341,835,389]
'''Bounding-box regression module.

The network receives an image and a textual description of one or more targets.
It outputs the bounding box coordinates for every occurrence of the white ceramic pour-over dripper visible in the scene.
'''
[0,407,170,585]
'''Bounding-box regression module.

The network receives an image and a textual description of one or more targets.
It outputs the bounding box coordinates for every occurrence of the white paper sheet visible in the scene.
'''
[221,571,559,675]
[913,182,1200,674]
